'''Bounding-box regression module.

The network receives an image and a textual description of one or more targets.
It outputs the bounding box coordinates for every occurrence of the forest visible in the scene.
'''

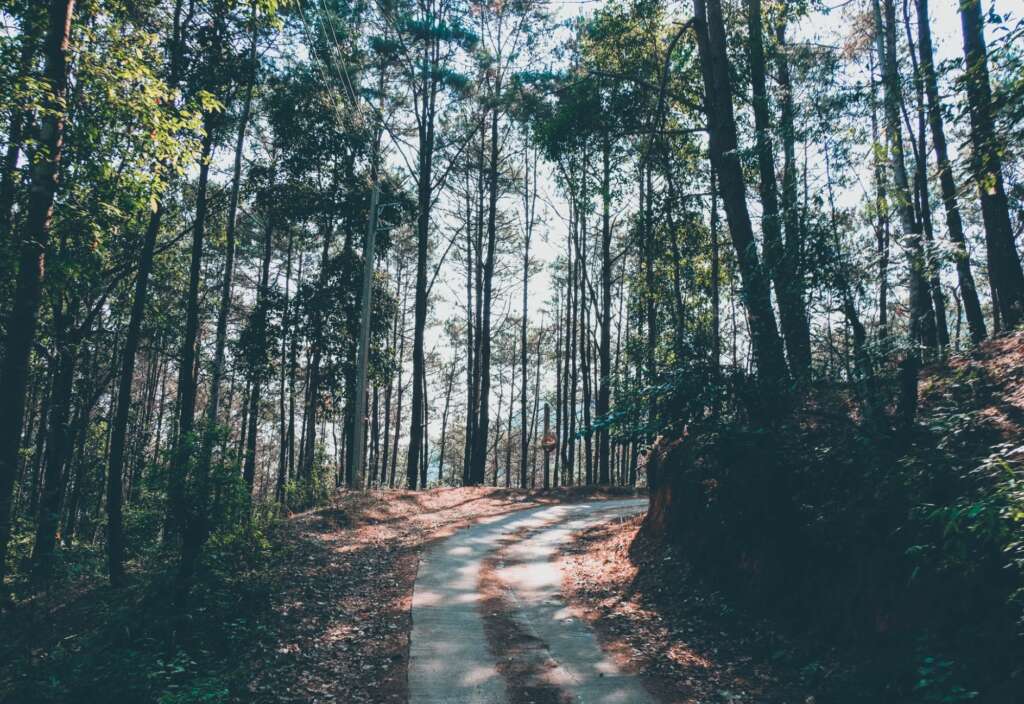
[0,0,1022,701]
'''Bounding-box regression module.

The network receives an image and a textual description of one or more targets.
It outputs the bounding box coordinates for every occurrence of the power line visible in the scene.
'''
[294,0,353,127]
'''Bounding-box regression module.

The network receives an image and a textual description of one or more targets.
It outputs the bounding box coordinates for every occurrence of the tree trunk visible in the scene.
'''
[915,0,985,343]
[747,0,809,379]
[203,22,258,495]
[31,302,78,582]
[959,0,1024,328]
[876,0,934,426]
[106,204,163,583]
[710,167,721,396]
[169,118,214,601]
[869,53,891,344]
[0,0,76,592]
[519,145,533,489]
[407,38,441,489]
[693,0,788,390]
[244,211,275,494]
[471,101,501,486]
[902,2,950,350]
[438,362,454,485]
[277,229,294,503]
[597,136,612,485]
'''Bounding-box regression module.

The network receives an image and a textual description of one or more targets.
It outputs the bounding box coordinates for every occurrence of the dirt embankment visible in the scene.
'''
[559,514,859,704]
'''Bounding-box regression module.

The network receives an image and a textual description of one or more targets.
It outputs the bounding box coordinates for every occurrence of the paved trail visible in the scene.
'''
[408,499,652,704]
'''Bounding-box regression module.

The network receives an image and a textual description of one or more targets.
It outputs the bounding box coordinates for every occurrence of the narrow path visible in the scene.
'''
[408,499,650,704]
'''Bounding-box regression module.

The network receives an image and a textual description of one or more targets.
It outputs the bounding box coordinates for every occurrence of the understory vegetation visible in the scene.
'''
[644,332,1024,701]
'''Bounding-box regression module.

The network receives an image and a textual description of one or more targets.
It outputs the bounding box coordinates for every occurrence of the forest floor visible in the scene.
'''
[918,329,1024,437]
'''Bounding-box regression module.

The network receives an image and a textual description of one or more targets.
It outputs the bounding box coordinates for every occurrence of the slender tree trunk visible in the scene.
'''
[531,324,543,488]
[641,163,658,488]
[406,153,430,489]
[205,23,258,495]
[597,136,612,485]
[299,221,336,486]
[903,2,949,350]
[463,174,475,486]
[915,0,985,343]
[31,302,78,581]
[371,384,380,487]
[876,0,932,422]
[579,189,593,486]
[20,367,49,518]
[710,167,721,394]
[106,206,163,584]
[277,229,294,503]
[747,0,809,378]
[169,119,214,600]
[519,145,533,489]
[959,0,1024,328]
[391,282,408,487]
[471,100,501,485]
[407,43,440,489]
[420,369,429,489]
[0,0,76,592]
[245,213,275,494]
[557,286,565,482]
[438,362,454,485]
[869,53,891,343]
[381,260,400,487]
[693,0,788,390]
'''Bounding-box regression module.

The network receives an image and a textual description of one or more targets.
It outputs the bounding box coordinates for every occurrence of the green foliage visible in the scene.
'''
[913,650,979,703]
[0,510,277,704]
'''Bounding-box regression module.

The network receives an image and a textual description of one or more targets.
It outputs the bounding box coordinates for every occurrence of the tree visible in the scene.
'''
[914,0,986,344]
[959,0,1024,328]
[693,0,787,390]
[0,0,76,592]
[746,0,810,379]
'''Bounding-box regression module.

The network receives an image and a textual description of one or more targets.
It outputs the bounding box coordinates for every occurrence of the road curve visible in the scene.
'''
[408,499,651,704]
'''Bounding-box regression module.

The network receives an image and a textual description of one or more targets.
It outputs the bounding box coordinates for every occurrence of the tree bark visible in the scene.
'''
[470,99,501,486]
[693,0,788,389]
[959,0,1024,328]
[31,300,78,582]
[747,0,809,379]
[519,144,534,489]
[0,0,76,592]
[597,136,612,485]
[915,0,985,343]
[876,0,936,355]
[169,118,214,601]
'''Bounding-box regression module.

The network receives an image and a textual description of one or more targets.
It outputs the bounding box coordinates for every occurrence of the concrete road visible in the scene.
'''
[408,499,652,704]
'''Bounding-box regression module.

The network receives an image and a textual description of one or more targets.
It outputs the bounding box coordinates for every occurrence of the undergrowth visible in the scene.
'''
[0,499,281,704]
[637,339,1024,702]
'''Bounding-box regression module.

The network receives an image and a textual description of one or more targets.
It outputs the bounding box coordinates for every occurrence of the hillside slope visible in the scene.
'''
[644,331,1024,702]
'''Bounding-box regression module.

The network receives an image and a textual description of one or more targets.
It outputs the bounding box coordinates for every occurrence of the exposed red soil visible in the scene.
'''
[559,514,832,704]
